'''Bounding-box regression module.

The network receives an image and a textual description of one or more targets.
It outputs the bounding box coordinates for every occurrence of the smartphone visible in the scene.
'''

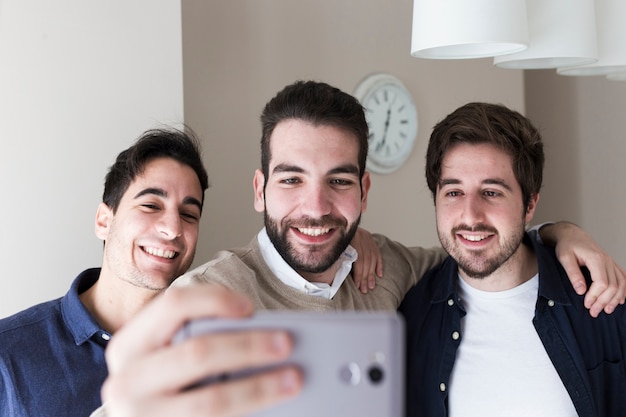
[173,310,405,417]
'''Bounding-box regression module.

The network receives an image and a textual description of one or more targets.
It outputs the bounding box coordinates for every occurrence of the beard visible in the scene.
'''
[438,222,526,279]
[264,212,360,274]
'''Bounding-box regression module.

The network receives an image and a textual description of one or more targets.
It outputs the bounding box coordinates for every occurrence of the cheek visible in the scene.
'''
[184,225,200,248]
[338,192,365,220]
[263,189,294,217]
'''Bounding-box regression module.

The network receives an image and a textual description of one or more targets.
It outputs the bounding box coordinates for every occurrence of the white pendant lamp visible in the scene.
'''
[558,0,626,76]
[607,72,626,82]
[411,0,529,59]
[494,0,597,69]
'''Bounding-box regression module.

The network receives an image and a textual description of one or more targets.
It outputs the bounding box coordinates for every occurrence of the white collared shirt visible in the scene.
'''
[257,228,357,299]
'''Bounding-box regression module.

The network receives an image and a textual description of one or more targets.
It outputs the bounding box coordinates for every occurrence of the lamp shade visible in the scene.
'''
[607,71,626,81]
[411,0,529,59]
[557,0,626,76]
[494,0,597,69]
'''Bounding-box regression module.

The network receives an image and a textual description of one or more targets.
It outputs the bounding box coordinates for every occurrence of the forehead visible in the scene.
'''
[126,157,203,199]
[441,143,516,182]
[269,119,360,168]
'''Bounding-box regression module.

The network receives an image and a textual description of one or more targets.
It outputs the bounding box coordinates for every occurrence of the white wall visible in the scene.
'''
[0,0,184,317]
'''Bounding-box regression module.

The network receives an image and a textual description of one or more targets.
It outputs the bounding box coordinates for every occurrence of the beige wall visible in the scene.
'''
[182,0,525,264]
[526,71,626,267]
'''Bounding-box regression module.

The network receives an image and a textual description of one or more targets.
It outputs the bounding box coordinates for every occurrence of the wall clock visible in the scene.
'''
[354,73,419,174]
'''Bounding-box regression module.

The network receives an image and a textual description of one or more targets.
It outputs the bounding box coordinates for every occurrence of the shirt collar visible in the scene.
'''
[60,268,109,345]
[257,227,358,299]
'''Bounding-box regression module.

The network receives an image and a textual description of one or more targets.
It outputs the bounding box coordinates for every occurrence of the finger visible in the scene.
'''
[580,253,620,316]
[613,265,626,305]
[586,279,615,318]
[105,329,293,400]
[558,253,588,296]
[103,366,303,417]
[353,258,365,293]
[602,263,626,315]
[107,285,254,373]
[375,248,383,279]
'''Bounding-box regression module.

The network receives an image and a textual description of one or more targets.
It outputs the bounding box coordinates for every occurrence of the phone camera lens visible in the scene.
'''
[367,365,384,384]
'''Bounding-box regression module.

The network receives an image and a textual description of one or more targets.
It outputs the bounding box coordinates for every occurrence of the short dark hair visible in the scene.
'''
[103,126,209,212]
[425,102,544,211]
[260,80,369,179]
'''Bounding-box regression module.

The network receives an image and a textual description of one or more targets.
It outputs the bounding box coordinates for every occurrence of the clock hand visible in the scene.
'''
[380,107,391,146]
[379,94,397,150]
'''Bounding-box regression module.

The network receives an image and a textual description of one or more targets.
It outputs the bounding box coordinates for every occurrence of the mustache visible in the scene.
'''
[283,215,347,229]
[452,224,498,234]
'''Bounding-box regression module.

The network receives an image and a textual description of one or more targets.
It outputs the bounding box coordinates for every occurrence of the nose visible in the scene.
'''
[300,183,332,218]
[156,210,182,239]
[460,194,486,225]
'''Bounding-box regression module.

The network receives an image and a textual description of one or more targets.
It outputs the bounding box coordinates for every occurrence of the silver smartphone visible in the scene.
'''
[173,310,405,417]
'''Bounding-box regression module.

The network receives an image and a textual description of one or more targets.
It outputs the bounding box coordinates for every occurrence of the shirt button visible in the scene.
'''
[101,333,111,341]
[548,300,555,307]
[447,298,454,306]
[440,383,446,392]
[451,331,460,341]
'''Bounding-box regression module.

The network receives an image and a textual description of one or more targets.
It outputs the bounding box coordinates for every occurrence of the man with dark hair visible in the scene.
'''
[400,102,626,416]
[176,80,444,310]
[0,127,210,416]
[96,82,625,417]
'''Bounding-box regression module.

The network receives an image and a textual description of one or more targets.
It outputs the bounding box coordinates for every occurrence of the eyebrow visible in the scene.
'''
[272,163,360,176]
[438,178,513,191]
[134,187,203,210]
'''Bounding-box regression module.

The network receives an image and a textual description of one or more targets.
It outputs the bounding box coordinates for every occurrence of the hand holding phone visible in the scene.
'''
[174,310,405,417]
[98,285,302,417]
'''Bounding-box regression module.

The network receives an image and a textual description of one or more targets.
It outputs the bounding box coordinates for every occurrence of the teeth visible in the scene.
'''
[298,227,331,237]
[461,234,488,242]
[144,247,176,259]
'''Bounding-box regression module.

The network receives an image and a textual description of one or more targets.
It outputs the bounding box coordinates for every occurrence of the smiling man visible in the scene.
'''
[174,80,446,310]
[400,102,626,417]
[0,127,209,416]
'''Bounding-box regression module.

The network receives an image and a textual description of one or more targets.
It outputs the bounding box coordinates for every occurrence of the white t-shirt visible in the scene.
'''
[448,275,577,417]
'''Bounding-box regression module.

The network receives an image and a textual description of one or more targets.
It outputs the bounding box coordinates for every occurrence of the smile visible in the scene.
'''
[143,246,177,259]
[297,227,331,237]
[460,233,490,242]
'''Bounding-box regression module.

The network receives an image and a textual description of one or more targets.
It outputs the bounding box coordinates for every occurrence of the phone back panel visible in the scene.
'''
[176,311,405,417]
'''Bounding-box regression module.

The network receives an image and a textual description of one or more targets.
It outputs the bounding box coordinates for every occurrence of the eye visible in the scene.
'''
[330,178,355,187]
[445,190,462,197]
[141,203,160,211]
[181,211,200,223]
[279,177,301,185]
[483,190,501,198]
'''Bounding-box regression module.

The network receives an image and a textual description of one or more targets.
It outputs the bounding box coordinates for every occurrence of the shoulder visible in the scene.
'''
[0,298,64,359]
[173,241,266,289]
[0,298,62,335]
[399,257,454,316]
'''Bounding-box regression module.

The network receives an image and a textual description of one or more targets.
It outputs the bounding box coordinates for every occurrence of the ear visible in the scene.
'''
[525,193,540,225]
[253,169,266,213]
[360,171,371,213]
[95,202,113,241]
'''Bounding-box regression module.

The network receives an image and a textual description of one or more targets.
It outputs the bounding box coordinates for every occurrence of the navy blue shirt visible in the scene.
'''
[0,268,110,416]
[399,234,626,417]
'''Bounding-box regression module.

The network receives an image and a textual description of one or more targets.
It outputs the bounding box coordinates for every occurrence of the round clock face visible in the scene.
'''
[354,73,419,174]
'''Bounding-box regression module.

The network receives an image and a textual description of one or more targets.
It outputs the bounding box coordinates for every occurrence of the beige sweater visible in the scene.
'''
[174,233,446,311]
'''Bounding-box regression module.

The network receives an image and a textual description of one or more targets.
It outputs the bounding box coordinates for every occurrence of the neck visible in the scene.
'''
[79,272,162,334]
[459,243,538,292]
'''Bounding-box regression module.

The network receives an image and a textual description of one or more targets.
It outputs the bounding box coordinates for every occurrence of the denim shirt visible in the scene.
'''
[399,234,626,417]
[0,268,110,417]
